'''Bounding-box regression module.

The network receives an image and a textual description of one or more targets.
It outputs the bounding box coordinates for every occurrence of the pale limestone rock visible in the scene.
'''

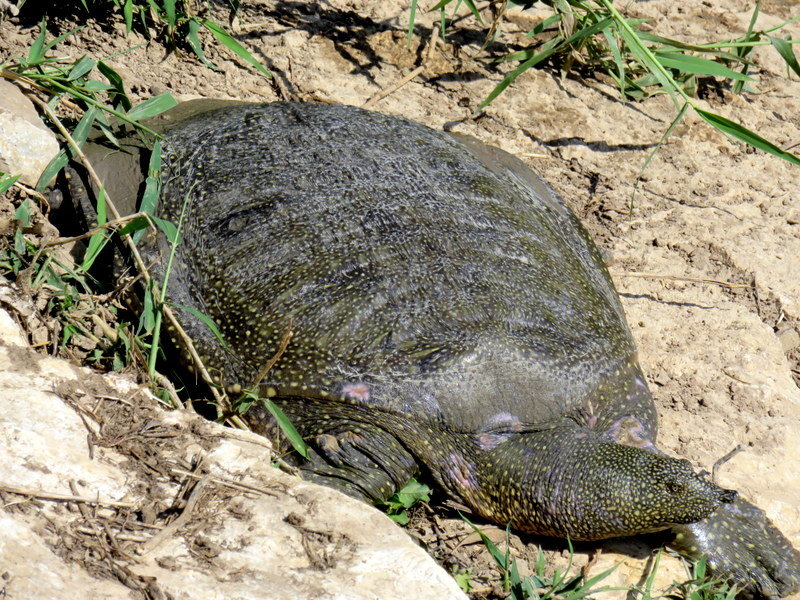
[0,80,60,187]
[0,511,133,600]
[0,297,467,600]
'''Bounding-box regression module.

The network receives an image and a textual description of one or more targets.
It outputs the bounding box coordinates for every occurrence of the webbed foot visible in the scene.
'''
[292,420,418,504]
[671,497,800,598]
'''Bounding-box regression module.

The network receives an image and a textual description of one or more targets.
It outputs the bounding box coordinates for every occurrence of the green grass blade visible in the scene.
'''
[81,185,110,271]
[14,198,31,226]
[36,149,68,192]
[695,107,800,166]
[461,0,483,24]
[526,13,561,37]
[97,60,132,111]
[630,101,689,212]
[480,17,613,110]
[185,19,217,69]
[462,516,509,569]
[126,92,178,122]
[407,0,419,47]
[117,215,151,237]
[0,174,20,195]
[67,55,96,81]
[151,215,181,244]
[768,34,800,78]
[123,0,134,32]
[162,0,177,30]
[134,139,162,244]
[260,398,309,458]
[28,20,48,64]
[603,28,626,99]
[200,19,272,78]
[169,303,229,349]
[654,52,753,81]
[733,0,761,94]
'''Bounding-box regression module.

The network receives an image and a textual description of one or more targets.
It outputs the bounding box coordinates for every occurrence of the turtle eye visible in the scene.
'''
[665,480,687,496]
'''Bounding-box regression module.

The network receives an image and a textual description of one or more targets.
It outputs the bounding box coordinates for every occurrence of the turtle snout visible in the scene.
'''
[719,488,738,504]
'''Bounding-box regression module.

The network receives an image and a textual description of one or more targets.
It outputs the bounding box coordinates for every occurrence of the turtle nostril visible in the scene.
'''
[720,489,738,504]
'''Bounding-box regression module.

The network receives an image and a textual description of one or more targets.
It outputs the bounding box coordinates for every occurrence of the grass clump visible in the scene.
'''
[464,516,620,600]
[14,0,271,77]
[410,0,800,170]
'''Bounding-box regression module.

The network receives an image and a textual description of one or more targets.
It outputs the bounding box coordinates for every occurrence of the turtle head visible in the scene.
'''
[557,442,737,540]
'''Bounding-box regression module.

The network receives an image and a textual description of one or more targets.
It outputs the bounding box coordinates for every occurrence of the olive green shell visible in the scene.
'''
[146,101,639,433]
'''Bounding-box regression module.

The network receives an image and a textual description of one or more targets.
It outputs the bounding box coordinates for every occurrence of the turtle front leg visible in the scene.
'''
[247,397,419,504]
[297,424,419,503]
[670,497,800,599]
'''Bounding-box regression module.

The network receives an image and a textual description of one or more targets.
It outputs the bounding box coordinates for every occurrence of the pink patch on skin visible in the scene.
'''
[341,383,370,403]
[477,432,506,451]
[446,453,476,490]
[483,412,523,433]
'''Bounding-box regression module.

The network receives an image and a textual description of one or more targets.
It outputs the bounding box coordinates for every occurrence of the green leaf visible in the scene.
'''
[185,19,217,69]
[694,107,800,167]
[13,199,31,227]
[134,140,163,244]
[387,512,410,525]
[123,0,134,32]
[67,55,96,81]
[83,79,112,92]
[117,215,151,237]
[126,92,178,122]
[260,397,309,458]
[526,13,561,37]
[13,229,27,257]
[75,105,101,145]
[81,186,109,271]
[603,28,626,99]
[98,60,132,111]
[163,0,177,29]
[654,52,753,81]
[407,0,419,48]
[200,19,272,78]
[0,174,20,195]
[139,279,157,334]
[28,20,48,64]
[462,516,509,569]
[392,479,431,508]
[169,302,229,350]
[768,35,800,78]
[152,215,181,244]
[36,149,68,192]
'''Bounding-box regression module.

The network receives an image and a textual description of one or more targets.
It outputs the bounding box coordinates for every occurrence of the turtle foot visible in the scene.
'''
[671,497,800,599]
[296,423,418,504]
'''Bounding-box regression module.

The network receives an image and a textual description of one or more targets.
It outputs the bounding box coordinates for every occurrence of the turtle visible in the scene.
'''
[80,101,800,598]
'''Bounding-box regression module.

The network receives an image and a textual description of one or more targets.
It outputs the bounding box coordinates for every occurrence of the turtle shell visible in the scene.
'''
[149,102,636,433]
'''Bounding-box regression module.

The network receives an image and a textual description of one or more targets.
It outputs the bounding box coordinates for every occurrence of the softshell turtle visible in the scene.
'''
[82,101,799,597]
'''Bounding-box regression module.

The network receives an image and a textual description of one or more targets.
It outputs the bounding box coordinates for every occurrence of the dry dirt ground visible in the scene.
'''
[0,0,798,598]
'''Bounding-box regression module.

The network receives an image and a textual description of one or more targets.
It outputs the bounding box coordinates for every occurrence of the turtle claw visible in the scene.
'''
[671,497,800,599]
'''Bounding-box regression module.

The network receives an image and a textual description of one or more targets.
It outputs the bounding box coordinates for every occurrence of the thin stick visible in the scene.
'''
[0,483,135,508]
[170,467,280,498]
[252,317,293,388]
[139,475,210,555]
[363,26,440,108]
[27,93,230,416]
[618,271,752,289]
[44,212,157,248]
